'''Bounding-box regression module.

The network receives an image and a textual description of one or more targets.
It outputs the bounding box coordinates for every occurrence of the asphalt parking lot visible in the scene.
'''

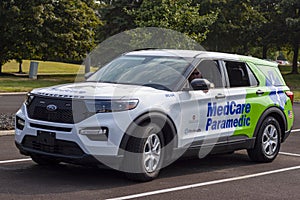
[0,97,299,200]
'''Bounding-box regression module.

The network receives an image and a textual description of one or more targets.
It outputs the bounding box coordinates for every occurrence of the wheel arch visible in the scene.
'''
[119,111,178,159]
[253,106,287,143]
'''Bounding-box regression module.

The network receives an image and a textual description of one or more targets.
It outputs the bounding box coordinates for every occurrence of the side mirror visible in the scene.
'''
[190,78,212,91]
[85,72,94,80]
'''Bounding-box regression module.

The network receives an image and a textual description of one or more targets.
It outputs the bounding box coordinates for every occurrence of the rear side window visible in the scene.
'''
[225,61,258,87]
[256,65,285,86]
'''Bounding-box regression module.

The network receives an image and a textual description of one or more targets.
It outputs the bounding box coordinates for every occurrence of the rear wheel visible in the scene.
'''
[124,123,164,182]
[247,116,281,162]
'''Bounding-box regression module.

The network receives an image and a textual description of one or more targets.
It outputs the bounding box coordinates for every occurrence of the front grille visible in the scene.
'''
[27,96,93,124]
[22,135,84,157]
[30,123,72,132]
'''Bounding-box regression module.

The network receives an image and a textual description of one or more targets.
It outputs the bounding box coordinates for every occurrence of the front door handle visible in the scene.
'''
[256,89,264,95]
[215,93,226,99]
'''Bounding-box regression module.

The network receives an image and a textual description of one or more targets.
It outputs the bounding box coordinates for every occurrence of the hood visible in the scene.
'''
[31,81,163,99]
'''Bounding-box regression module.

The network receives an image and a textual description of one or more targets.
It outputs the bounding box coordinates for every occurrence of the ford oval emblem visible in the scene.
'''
[46,104,58,111]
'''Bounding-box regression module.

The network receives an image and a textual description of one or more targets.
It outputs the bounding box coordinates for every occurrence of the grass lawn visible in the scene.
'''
[0,74,82,92]
[280,65,300,102]
[0,60,95,92]
[2,60,85,74]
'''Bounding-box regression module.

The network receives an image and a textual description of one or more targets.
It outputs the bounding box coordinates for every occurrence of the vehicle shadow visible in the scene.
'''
[160,150,255,178]
[0,150,260,196]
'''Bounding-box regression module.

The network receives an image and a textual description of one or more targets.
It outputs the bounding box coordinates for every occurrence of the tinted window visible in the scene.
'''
[225,61,254,87]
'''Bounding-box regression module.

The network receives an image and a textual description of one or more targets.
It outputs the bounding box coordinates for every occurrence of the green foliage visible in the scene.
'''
[279,0,300,73]
[2,60,85,74]
[37,0,100,62]
[0,74,77,92]
[96,0,141,42]
[127,0,218,43]
[0,0,100,73]
[0,1,17,68]
[200,0,268,54]
[1,0,299,75]
[10,1,45,66]
[200,0,299,74]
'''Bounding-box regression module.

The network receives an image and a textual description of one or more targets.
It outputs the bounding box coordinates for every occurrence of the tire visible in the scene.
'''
[31,155,60,166]
[123,123,164,182]
[247,116,281,162]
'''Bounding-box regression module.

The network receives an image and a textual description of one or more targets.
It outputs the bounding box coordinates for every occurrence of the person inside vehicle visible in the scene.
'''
[188,68,202,82]
[188,68,213,92]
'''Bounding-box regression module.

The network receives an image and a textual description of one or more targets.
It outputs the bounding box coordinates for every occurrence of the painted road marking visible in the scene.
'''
[279,152,300,157]
[291,129,300,133]
[106,165,300,200]
[0,158,32,164]
[2,128,299,137]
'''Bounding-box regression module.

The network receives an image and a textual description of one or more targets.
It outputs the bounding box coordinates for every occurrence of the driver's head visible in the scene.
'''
[188,68,202,82]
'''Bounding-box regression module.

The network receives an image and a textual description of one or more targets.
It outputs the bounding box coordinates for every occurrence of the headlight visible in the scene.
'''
[85,99,139,113]
[25,93,35,106]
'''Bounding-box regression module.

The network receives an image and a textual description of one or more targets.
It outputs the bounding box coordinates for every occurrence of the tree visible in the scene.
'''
[280,0,300,74]
[10,1,46,73]
[37,0,100,63]
[250,0,283,59]
[0,0,100,74]
[96,0,142,42]
[200,0,267,55]
[127,0,218,44]
[0,1,17,73]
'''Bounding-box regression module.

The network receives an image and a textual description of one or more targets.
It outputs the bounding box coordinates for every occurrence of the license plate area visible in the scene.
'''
[37,130,56,146]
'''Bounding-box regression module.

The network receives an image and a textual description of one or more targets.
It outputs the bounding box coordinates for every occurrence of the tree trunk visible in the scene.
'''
[262,45,268,59]
[291,42,299,74]
[0,64,2,74]
[18,60,23,73]
[243,44,249,55]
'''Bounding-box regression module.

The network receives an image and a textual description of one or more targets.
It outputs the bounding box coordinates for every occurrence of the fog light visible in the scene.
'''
[79,127,109,141]
[16,116,25,130]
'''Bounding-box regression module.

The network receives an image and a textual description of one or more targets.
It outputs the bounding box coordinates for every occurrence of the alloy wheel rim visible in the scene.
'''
[143,134,161,173]
[262,124,278,156]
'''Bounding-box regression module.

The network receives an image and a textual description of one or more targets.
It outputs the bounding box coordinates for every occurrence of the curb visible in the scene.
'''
[0,130,14,136]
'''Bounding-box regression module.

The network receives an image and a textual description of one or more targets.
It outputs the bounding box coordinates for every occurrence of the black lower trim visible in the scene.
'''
[15,142,123,168]
[174,137,255,158]
[22,135,84,157]
[283,130,292,142]
[30,123,72,132]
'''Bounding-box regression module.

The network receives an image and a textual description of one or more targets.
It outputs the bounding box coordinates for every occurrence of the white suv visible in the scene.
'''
[15,49,294,181]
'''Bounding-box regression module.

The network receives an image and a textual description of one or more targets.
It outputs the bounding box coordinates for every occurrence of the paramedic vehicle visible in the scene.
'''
[15,49,294,181]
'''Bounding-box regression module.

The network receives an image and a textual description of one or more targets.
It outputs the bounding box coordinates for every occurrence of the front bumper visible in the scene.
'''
[15,103,135,168]
[15,141,124,168]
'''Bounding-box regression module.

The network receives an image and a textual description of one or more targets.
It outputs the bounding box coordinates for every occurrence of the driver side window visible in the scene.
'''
[197,60,224,88]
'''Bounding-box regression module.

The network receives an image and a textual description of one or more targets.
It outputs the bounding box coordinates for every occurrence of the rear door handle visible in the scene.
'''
[215,94,226,99]
[256,89,264,95]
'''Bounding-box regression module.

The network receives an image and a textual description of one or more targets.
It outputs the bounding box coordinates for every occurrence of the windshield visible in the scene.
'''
[87,55,192,90]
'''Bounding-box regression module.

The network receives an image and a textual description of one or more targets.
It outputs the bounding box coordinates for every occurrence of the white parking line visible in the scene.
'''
[106,165,300,200]
[279,152,300,157]
[0,158,32,164]
[291,129,300,133]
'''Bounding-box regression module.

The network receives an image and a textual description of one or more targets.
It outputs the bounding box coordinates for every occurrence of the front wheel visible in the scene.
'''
[247,116,281,162]
[123,123,164,182]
